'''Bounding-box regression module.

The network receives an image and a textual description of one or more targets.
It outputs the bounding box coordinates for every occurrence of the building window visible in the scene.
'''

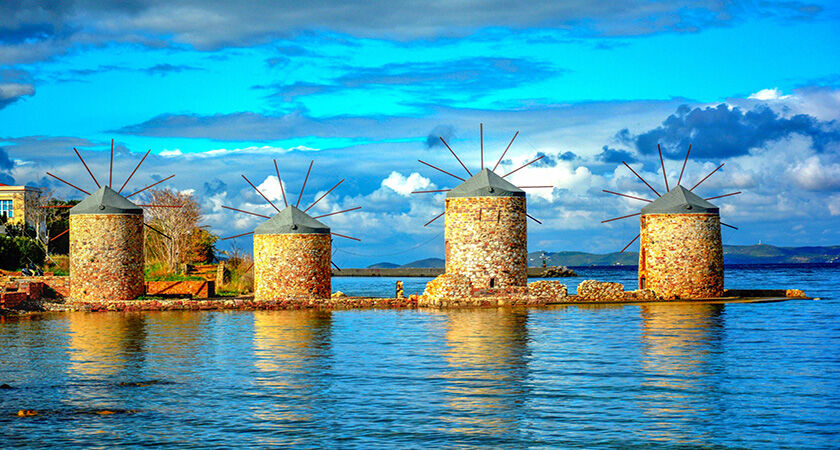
[0,200,12,219]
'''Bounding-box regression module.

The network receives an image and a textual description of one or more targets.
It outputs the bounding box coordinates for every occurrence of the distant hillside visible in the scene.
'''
[371,244,840,269]
[367,262,400,269]
[400,258,446,268]
[529,244,840,266]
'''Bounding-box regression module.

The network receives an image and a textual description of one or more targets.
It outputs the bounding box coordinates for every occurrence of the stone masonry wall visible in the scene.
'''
[254,233,331,300]
[445,196,527,289]
[70,214,145,302]
[639,213,724,300]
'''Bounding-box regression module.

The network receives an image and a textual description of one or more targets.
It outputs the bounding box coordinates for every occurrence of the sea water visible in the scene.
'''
[1,264,838,447]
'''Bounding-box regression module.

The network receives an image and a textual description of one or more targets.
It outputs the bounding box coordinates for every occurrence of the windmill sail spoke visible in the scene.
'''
[677,144,691,186]
[313,206,361,219]
[331,232,360,241]
[304,178,345,213]
[222,205,270,219]
[73,147,100,188]
[493,131,518,172]
[119,149,151,194]
[690,163,724,191]
[221,231,254,241]
[418,160,466,182]
[297,160,314,208]
[620,234,640,253]
[622,161,661,197]
[602,189,652,202]
[126,174,175,198]
[526,213,542,224]
[658,144,669,192]
[46,172,91,196]
[274,159,288,207]
[721,222,738,230]
[241,174,280,213]
[439,137,472,177]
[705,191,741,201]
[424,211,445,227]
[601,212,641,223]
[502,154,545,178]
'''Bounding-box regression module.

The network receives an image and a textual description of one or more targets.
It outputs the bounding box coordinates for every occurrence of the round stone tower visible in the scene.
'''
[69,186,145,301]
[638,185,724,299]
[445,168,527,289]
[254,205,331,300]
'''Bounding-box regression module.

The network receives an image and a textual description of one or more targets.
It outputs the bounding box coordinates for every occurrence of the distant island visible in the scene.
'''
[369,244,840,268]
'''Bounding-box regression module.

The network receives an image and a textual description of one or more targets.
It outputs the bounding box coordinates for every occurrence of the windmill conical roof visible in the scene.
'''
[641,185,719,215]
[254,205,330,235]
[446,168,525,198]
[69,186,143,215]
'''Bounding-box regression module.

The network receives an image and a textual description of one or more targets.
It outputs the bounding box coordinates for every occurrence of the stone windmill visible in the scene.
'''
[413,124,552,290]
[45,141,176,301]
[602,145,741,299]
[221,159,360,301]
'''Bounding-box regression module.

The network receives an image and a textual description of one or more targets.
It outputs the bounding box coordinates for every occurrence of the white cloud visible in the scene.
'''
[788,156,840,191]
[159,149,183,157]
[748,87,791,101]
[381,171,433,197]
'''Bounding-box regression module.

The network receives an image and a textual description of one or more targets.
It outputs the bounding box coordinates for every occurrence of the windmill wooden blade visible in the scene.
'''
[222,205,270,219]
[108,139,114,187]
[274,159,287,207]
[126,174,175,198]
[620,234,640,253]
[331,232,360,241]
[622,161,660,197]
[480,122,483,170]
[602,190,652,202]
[424,211,445,227]
[419,159,465,182]
[144,223,172,240]
[690,163,724,191]
[119,149,151,194]
[297,160,314,208]
[313,206,361,219]
[705,191,741,201]
[46,172,90,196]
[502,154,545,178]
[50,229,69,242]
[73,147,100,188]
[221,231,255,240]
[601,212,641,223]
[439,137,472,177]
[493,131,518,172]
[411,189,451,194]
[241,174,280,213]
[331,261,341,271]
[658,144,669,192]
[526,213,542,224]
[304,178,344,213]
[677,144,691,186]
[721,222,738,230]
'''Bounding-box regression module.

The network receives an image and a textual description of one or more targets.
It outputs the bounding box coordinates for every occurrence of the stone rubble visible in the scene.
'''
[577,280,625,302]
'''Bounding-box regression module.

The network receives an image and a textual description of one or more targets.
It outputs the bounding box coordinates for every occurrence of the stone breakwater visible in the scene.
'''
[640,214,724,299]
[43,297,419,312]
[254,233,331,300]
[70,214,145,301]
[445,196,527,289]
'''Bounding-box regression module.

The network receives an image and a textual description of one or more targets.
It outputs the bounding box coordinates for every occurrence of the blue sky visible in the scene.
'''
[1,1,839,266]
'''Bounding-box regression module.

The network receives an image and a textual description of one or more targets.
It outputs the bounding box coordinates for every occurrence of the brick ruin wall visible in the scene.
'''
[70,214,145,302]
[639,213,724,300]
[254,233,331,300]
[444,196,527,289]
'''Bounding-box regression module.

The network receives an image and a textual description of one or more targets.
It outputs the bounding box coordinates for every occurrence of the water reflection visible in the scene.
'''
[638,303,725,443]
[251,310,332,433]
[67,312,147,378]
[437,308,531,437]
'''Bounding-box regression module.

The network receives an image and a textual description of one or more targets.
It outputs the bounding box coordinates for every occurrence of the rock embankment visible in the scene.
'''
[534,266,578,277]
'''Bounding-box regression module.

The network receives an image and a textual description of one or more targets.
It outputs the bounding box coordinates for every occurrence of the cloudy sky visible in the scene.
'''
[1,0,839,266]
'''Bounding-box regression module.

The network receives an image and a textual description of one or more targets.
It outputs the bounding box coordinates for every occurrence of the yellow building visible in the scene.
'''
[0,184,42,230]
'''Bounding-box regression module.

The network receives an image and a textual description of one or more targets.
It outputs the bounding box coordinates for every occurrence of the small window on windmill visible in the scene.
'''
[479,208,500,224]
